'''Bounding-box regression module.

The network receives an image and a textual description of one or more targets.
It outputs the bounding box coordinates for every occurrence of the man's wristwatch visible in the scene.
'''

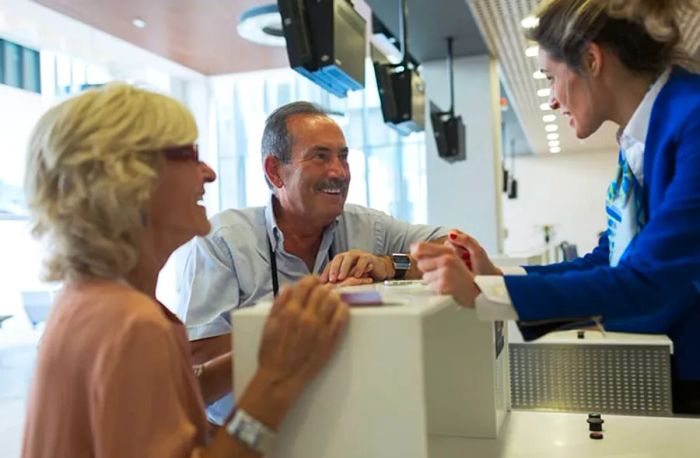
[226,408,276,453]
[391,253,411,280]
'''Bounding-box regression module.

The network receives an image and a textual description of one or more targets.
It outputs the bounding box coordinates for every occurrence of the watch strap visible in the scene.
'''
[225,408,276,453]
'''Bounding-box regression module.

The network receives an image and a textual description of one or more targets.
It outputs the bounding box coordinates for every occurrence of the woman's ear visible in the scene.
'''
[264,155,284,189]
[583,42,604,77]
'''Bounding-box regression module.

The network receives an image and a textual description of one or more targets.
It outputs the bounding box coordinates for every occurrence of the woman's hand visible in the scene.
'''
[257,276,349,394]
[234,276,349,433]
[410,242,481,307]
[443,229,502,276]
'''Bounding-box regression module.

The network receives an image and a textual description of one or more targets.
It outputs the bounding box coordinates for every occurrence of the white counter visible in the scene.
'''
[232,281,509,458]
[429,410,700,457]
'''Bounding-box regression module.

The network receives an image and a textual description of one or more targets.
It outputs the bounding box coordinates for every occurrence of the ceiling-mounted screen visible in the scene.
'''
[278,0,365,98]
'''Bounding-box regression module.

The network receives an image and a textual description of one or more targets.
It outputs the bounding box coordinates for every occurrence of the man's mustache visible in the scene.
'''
[316,179,349,192]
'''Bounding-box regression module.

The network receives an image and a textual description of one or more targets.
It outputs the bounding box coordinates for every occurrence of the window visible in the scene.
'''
[0,39,41,94]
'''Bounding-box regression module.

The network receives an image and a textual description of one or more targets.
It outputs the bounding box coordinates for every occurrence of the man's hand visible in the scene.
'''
[444,229,502,276]
[410,242,481,307]
[327,277,374,288]
[320,249,394,283]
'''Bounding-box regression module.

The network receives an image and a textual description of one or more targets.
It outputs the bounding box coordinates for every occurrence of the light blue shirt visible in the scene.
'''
[177,196,447,424]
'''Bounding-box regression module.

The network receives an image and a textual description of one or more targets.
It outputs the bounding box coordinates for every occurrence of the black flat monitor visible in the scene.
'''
[430,101,466,162]
[278,0,365,98]
[374,62,425,135]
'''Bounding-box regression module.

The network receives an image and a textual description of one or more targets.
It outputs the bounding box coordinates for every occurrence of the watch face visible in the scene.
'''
[392,253,411,269]
[240,422,259,446]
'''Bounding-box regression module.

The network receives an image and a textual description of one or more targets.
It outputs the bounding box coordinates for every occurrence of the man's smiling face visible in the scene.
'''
[276,114,351,226]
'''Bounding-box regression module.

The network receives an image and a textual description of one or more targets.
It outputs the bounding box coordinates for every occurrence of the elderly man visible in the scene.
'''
[179,101,448,425]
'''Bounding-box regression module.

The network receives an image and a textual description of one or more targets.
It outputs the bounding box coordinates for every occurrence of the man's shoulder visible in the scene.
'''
[209,206,267,233]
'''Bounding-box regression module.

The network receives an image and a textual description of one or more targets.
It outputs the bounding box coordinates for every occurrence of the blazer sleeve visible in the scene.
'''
[523,233,610,275]
[506,117,700,324]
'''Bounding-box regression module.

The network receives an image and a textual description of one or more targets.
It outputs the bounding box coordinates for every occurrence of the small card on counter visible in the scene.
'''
[339,291,383,306]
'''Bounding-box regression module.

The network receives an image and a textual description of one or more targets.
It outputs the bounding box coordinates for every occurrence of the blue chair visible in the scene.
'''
[0,315,12,328]
[21,291,54,329]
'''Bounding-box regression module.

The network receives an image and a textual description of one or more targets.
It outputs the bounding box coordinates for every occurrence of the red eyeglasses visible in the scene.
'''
[163,144,199,162]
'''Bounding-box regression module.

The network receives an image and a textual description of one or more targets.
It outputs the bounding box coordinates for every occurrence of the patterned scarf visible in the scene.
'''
[606,150,647,266]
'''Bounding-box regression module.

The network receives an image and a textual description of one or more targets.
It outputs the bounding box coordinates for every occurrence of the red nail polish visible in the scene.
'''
[449,233,457,240]
[462,252,470,260]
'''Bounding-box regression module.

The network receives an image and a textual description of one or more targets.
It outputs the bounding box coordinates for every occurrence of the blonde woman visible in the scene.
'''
[413,0,700,414]
[21,84,349,457]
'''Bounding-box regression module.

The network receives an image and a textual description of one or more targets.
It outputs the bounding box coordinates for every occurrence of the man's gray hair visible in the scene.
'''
[261,100,328,167]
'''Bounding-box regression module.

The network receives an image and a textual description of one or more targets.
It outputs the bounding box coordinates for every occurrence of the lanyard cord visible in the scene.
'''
[267,233,335,297]
[267,235,280,297]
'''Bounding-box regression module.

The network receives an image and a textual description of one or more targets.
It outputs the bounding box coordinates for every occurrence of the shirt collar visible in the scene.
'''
[619,68,671,151]
[264,194,342,252]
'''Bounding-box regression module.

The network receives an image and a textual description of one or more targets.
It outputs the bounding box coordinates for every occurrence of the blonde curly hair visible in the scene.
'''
[25,84,198,282]
[528,0,700,75]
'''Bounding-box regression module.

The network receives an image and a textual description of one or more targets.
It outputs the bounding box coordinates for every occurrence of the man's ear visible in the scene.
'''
[264,155,284,189]
[583,41,604,77]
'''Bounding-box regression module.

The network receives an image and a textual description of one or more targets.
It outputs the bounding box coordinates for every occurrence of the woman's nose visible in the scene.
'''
[199,162,217,183]
[548,93,560,111]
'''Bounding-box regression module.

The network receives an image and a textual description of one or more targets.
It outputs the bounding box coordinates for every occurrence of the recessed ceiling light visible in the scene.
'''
[132,18,146,28]
[548,140,560,147]
[547,133,559,140]
[533,70,546,80]
[542,114,556,122]
[525,45,539,57]
[237,4,286,47]
[521,16,539,29]
[545,124,559,132]
[540,103,552,111]
[537,88,551,97]
[550,146,561,154]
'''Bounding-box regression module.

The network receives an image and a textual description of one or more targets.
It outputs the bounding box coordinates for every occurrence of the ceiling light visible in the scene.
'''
[542,114,556,122]
[237,4,286,47]
[521,16,539,29]
[547,133,559,140]
[545,124,559,132]
[550,146,561,154]
[540,103,552,111]
[548,140,560,147]
[533,70,546,80]
[525,45,539,57]
[132,18,146,28]
[537,88,551,97]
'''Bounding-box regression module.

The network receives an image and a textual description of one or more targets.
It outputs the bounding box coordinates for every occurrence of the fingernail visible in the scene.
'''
[462,252,470,260]
[449,233,457,240]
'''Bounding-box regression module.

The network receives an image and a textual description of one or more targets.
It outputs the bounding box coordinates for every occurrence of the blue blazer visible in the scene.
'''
[506,67,700,381]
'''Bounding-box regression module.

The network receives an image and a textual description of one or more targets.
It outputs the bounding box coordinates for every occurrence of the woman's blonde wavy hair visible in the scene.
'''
[528,0,700,75]
[25,83,198,283]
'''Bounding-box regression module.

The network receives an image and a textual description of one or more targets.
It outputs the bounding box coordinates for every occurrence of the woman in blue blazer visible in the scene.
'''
[412,0,700,413]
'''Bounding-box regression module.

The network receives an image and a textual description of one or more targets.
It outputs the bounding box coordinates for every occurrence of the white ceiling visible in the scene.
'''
[467,0,700,156]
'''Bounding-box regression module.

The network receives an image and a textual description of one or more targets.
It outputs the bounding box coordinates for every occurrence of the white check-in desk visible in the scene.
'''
[233,281,509,458]
[232,282,700,458]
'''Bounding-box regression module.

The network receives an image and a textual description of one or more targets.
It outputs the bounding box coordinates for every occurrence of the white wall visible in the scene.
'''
[422,55,504,253]
[502,149,617,255]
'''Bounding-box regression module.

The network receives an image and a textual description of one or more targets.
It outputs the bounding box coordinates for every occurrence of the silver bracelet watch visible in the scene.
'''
[226,408,276,454]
